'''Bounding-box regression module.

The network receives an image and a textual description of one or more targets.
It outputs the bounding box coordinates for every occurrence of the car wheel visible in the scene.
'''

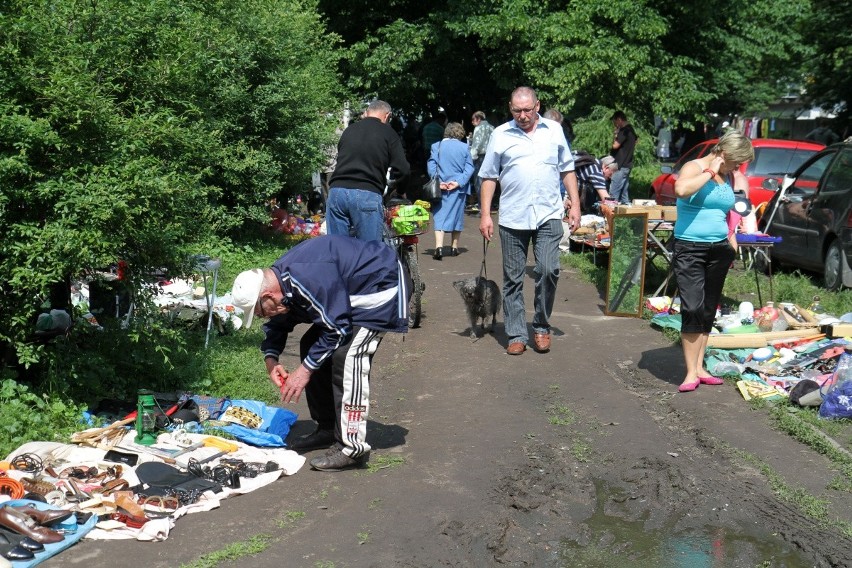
[824,240,843,291]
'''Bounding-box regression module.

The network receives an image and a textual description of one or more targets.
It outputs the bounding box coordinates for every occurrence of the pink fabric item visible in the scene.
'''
[726,210,742,237]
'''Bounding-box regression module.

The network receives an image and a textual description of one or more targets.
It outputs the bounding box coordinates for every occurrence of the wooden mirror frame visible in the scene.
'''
[605,212,648,317]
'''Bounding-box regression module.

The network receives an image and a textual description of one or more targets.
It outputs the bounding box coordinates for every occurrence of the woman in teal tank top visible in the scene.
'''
[671,131,754,392]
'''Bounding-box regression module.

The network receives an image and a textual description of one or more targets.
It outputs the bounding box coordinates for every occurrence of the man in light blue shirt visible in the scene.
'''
[478,87,581,356]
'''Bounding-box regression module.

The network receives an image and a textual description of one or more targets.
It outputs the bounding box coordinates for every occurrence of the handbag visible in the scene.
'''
[421,141,443,201]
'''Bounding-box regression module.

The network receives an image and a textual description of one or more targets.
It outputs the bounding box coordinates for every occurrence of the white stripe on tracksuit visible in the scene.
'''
[338,327,384,458]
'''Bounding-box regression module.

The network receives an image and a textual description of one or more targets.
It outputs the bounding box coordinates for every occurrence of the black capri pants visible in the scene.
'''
[672,238,736,334]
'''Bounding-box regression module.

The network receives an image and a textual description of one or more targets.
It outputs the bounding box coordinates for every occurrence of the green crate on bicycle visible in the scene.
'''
[388,204,430,236]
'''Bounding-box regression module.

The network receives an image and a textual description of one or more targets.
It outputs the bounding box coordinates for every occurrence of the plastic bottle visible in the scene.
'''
[738,301,754,323]
[808,295,825,315]
[712,361,745,376]
[829,347,852,386]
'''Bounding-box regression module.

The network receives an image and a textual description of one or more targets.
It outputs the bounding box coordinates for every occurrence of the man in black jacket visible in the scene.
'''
[326,100,410,242]
[609,110,638,205]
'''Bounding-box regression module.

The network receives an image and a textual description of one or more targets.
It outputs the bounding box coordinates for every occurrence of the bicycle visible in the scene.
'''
[383,195,428,328]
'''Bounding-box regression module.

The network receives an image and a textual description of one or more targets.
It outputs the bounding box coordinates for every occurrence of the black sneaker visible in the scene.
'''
[309,449,369,472]
[287,427,335,452]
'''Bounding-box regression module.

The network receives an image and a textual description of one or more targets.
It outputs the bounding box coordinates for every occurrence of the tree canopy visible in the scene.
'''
[324,0,820,127]
[0,0,343,367]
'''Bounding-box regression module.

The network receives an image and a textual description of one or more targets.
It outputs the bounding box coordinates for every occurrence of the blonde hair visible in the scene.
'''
[444,122,466,141]
[713,130,754,164]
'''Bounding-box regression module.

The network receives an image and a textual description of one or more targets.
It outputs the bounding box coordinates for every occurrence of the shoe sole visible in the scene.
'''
[310,454,369,472]
[310,461,368,472]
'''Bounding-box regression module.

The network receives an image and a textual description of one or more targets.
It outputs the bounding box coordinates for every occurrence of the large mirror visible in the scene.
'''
[605,212,648,317]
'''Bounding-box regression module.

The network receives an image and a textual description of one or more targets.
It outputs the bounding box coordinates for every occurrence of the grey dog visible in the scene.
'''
[453,276,501,339]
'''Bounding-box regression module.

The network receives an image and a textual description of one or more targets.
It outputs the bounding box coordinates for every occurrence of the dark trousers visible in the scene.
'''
[300,324,384,458]
[672,238,736,334]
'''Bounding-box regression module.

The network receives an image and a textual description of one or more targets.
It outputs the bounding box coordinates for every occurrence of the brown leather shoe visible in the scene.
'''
[9,505,73,526]
[0,508,64,544]
[506,342,526,355]
[533,332,551,353]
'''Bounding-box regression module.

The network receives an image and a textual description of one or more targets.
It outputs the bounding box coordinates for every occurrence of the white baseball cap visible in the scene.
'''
[231,269,264,328]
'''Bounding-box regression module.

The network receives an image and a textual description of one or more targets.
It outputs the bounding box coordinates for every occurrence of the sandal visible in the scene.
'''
[139,496,179,518]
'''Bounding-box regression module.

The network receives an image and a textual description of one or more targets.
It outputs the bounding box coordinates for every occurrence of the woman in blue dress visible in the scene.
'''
[672,130,753,392]
[427,122,474,260]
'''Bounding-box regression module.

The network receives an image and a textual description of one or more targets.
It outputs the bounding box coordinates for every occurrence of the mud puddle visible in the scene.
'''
[559,480,813,567]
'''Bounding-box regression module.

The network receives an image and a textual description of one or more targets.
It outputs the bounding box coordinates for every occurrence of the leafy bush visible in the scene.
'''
[0,0,344,377]
[0,379,86,458]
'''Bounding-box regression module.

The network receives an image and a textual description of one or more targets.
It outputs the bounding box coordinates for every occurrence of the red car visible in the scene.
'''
[651,138,825,208]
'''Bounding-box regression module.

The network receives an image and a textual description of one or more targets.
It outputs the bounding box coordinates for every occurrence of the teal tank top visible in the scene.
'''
[674,178,735,242]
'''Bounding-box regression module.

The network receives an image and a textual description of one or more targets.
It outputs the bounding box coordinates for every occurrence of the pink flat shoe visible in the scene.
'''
[678,379,700,392]
[699,375,724,385]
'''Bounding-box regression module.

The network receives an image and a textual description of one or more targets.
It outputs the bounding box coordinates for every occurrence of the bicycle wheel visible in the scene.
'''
[403,246,423,328]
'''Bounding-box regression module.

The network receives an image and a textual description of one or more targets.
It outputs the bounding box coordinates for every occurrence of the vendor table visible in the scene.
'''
[611,205,774,304]
[569,235,610,264]
[737,242,774,306]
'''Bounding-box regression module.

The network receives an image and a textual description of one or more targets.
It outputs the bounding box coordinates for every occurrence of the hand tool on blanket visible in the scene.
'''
[170,436,238,459]
[785,339,848,368]
[177,437,239,468]
[771,333,825,350]
[112,444,177,465]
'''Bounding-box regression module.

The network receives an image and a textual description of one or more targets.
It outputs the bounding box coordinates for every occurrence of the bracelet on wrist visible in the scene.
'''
[702,168,716,178]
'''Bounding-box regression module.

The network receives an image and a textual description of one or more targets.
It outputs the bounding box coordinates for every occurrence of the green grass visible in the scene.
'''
[179,534,273,568]
[563,244,852,317]
[734,448,852,538]
[547,403,577,426]
[276,510,306,529]
[571,439,593,463]
[364,454,405,473]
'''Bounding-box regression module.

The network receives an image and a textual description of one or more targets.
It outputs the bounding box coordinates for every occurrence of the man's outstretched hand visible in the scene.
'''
[275,364,311,404]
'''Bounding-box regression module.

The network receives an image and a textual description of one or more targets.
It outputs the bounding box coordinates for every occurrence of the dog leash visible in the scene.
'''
[474,237,491,305]
[479,237,489,281]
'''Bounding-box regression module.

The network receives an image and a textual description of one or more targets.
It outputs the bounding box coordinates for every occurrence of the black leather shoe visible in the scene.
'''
[288,427,335,452]
[433,248,443,260]
[451,248,460,256]
[309,449,369,472]
[17,538,44,552]
[0,543,34,561]
[0,527,42,552]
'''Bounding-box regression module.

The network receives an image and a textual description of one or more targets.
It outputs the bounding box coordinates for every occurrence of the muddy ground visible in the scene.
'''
[50,222,852,567]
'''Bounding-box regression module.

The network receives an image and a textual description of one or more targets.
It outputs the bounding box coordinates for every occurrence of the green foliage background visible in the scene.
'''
[0,0,342,376]
[0,0,848,452]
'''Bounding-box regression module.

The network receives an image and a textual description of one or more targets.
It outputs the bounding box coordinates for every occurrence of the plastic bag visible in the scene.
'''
[818,346,852,419]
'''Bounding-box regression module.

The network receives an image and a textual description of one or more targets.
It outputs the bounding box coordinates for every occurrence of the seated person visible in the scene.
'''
[565,151,617,213]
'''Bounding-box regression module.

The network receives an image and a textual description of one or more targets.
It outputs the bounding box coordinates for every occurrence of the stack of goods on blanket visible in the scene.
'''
[269,200,322,237]
[650,296,852,417]
[0,392,303,563]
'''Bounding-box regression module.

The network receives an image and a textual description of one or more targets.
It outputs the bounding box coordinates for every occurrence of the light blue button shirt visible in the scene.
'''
[478,116,574,230]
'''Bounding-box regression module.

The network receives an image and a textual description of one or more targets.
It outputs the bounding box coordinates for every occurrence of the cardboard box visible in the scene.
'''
[823,322,852,338]
[779,304,819,329]
[614,205,678,221]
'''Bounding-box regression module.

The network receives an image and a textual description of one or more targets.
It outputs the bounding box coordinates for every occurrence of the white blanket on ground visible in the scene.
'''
[3,433,305,541]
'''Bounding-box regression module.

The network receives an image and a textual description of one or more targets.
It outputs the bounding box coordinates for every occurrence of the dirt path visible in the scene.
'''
[52,221,852,567]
